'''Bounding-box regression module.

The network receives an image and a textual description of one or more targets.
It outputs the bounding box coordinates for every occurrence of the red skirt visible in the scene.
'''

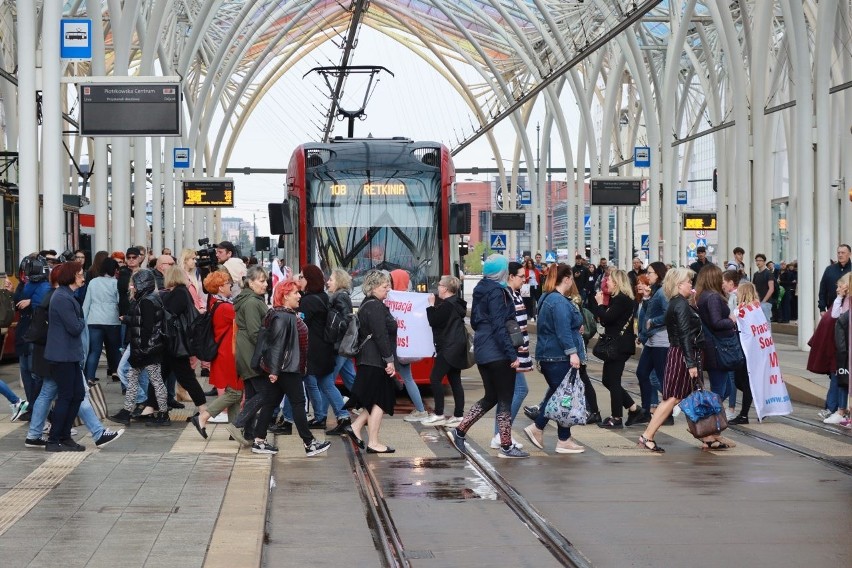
[664,346,702,400]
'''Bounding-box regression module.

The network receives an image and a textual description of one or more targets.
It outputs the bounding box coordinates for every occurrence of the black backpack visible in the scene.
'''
[324,305,350,345]
[186,301,226,361]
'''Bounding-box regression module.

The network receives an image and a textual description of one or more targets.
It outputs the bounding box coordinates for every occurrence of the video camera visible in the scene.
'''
[196,238,218,269]
[20,255,49,283]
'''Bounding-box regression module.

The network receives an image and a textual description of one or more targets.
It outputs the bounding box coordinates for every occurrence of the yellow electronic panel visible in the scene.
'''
[682,213,717,230]
[182,179,234,207]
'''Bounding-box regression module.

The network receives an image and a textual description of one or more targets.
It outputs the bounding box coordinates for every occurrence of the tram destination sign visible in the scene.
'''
[590,177,642,206]
[79,80,181,136]
[183,179,235,208]
[682,212,717,230]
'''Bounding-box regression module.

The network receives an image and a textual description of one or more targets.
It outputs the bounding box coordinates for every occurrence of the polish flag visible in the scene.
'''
[271,259,286,289]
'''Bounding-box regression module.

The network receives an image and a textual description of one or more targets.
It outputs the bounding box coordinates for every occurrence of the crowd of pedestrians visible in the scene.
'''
[4,239,849,460]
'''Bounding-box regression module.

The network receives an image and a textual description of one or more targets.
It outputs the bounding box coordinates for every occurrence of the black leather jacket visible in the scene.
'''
[665,294,705,369]
[262,308,301,375]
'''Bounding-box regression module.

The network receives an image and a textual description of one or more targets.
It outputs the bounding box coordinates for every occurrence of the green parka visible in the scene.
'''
[233,286,269,380]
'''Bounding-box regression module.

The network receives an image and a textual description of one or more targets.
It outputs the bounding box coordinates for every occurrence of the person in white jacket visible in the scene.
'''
[82,258,122,385]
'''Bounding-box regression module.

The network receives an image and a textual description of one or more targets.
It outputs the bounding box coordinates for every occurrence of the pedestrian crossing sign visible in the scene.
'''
[544,250,557,263]
[490,234,507,250]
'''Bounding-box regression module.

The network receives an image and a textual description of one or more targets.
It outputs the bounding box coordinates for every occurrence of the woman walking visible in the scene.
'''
[110,269,170,426]
[327,268,357,391]
[348,271,399,453]
[638,268,729,452]
[595,269,644,428]
[489,263,529,447]
[210,265,270,444]
[695,265,737,403]
[159,267,209,423]
[250,279,330,456]
[82,258,122,385]
[449,255,527,458]
[423,275,468,427]
[191,271,239,433]
[44,261,87,451]
[523,264,586,454]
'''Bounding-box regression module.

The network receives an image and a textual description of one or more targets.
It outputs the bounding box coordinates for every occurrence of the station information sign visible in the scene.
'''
[183,179,235,207]
[682,212,717,230]
[79,80,181,136]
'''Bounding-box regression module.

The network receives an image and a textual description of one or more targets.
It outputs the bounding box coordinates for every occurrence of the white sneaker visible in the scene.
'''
[823,411,847,424]
[817,409,833,420]
[70,428,78,436]
[421,413,447,426]
[725,409,738,421]
[672,404,682,418]
[444,416,463,427]
[208,413,228,424]
[403,410,429,422]
[490,434,524,449]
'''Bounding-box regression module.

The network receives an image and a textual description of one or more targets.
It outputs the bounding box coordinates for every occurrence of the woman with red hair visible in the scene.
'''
[198,270,240,426]
[232,279,331,456]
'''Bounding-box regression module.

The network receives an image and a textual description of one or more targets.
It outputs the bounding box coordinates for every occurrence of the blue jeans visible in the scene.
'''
[494,372,529,435]
[27,376,105,440]
[760,302,773,325]
[825,373,850,412]
[19,346,41,404]
[636,346,667,410]
[726,371,737,408]
[398,363,425,413]
[84,324,122,381]
[707,369,731,401]
[534,360,573,441]
[333,355,357,391]
[303,374,326,420]
[310,372,349,420]
[0,379,21,404]
[118,347,149,405]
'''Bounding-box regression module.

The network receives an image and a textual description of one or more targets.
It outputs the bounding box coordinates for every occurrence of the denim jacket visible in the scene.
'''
[535,292,585,362]
[638,285,668,344]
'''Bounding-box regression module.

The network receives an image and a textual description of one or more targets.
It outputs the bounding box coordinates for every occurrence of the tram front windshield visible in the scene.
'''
[308,169,441,303]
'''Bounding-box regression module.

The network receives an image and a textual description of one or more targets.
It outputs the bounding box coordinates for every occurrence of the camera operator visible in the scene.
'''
[216,241,246,296]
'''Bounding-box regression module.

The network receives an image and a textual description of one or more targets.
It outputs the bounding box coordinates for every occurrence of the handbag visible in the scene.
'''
[686,412,729,438]
[543,368,587,427]
[74,377,109,427]
[678,387,724,422]
[520,283,531,298]
[505,318,524,348]
[702,323,745,371]
[592,316,634,361]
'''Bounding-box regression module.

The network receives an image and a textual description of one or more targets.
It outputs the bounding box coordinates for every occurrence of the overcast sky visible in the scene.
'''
[224,26,581,235]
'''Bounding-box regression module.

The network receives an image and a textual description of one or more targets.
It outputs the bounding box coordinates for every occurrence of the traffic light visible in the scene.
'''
[712,168,718,192]
[458,241,469,257]
[481,252,486,263]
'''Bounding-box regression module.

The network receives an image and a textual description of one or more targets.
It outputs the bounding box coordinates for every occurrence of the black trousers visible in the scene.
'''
[601,358,634,418]
[458,360,515,435]
[146,355,206,408]
[48,362,85,443]
[429,353,464,417]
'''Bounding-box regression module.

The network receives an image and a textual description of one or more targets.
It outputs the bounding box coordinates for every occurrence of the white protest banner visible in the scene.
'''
[737,300,793,421]
[385,290,434,360]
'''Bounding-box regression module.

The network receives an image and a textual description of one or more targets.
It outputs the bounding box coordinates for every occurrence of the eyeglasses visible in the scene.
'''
[162,261,175,266]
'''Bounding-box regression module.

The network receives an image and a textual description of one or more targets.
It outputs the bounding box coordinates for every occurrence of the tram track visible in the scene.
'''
[440,426,593,568]
[583,365,852,476]
[342,429,592,567]
[343,437,410,568]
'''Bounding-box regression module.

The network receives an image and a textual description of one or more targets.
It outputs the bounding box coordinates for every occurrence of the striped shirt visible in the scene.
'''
[510,288,533,372]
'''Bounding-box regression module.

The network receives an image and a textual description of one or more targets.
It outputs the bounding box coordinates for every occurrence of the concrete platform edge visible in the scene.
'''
[203,453,272,568]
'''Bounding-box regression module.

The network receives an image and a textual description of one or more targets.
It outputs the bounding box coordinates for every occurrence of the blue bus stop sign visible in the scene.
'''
[174,148,191,169]
[634,146,651,168]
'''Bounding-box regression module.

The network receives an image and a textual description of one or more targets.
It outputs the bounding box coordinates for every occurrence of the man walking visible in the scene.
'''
[818,244,852,314]
[689,246,712,279]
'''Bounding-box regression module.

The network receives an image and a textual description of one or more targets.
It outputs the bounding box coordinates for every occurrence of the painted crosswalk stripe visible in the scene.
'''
[570,425,654,456]
[0,452,89,536]
[661,422,770,455]
[171,423,239,454]
[742,423,852,457]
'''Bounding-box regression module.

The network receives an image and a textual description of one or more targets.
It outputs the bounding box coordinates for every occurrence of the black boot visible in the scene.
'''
[146,411,172,427]
[110,408,132,426]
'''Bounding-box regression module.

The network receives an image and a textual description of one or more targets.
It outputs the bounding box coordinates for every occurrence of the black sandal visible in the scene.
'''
[638,435,665,453]
[702,440,730,450]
